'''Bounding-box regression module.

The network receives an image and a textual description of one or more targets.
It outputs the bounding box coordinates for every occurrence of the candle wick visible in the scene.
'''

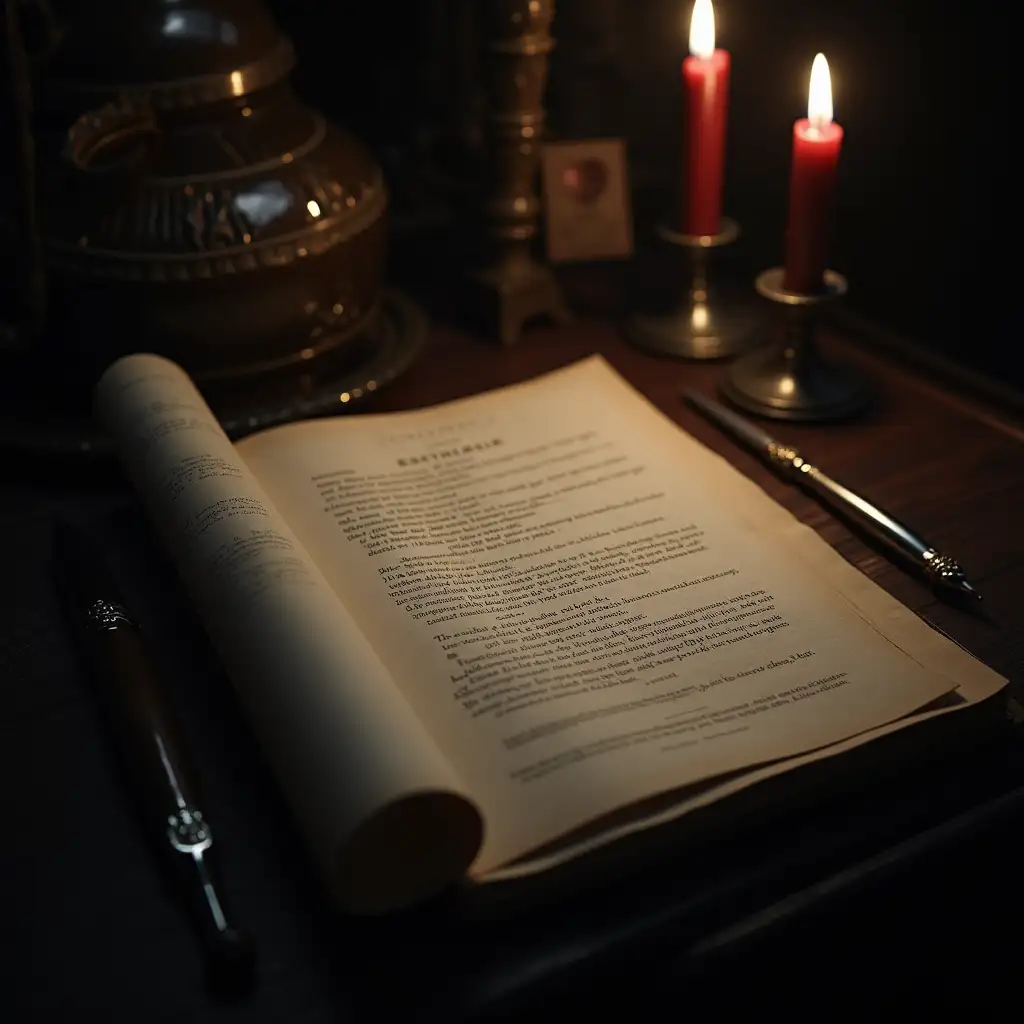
[807,115,829,138]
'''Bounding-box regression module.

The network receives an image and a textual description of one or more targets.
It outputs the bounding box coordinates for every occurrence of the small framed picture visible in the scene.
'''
[541,138,634,263]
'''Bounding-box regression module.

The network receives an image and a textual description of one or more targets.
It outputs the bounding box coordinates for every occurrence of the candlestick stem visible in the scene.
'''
[467,0,571,346]
[625,218,757,360]
[720,268,871,421]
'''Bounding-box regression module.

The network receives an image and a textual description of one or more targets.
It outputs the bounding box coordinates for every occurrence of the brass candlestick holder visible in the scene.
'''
[626,218,757,360]
[720,267,871,420]
[469,0,571,346]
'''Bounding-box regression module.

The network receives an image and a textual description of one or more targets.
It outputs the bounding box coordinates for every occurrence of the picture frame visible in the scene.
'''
[540,138,634,263]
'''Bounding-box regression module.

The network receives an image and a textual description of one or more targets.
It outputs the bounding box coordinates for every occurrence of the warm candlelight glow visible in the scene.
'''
[689,0,715,61]
[807,53,833,133]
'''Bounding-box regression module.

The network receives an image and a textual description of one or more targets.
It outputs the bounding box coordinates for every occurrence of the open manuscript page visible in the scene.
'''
[238,357,1005,874]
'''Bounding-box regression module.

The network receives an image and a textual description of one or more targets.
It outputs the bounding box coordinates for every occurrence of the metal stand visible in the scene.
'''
[625,218,757,360]
[720,267,871,421]
[468,0,571,346]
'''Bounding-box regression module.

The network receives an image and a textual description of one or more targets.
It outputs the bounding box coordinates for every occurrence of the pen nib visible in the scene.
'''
[958,579,983,601]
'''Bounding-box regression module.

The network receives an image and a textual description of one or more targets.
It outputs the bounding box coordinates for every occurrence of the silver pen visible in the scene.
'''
[682,390,982,602]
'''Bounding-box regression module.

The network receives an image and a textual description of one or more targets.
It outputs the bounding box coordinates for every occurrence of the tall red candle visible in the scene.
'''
[682,0,730,236]
[782,54,844,293]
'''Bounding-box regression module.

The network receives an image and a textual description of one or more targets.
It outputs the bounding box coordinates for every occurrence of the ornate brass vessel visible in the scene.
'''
[5,0,390,385]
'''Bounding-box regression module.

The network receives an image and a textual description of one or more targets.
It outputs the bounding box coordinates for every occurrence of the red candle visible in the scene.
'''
[782,53,844,293]
[682,0,730,236]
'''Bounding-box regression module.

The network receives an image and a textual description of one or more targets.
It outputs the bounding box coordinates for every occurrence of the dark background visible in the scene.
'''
[271,0,1017,387]
[2,5,1021,1018]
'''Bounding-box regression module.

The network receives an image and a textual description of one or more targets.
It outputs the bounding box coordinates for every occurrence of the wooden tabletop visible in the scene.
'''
[3,311,1023,1021]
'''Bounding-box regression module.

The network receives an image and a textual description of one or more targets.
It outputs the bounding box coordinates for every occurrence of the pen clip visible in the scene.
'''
[165,807,256,996]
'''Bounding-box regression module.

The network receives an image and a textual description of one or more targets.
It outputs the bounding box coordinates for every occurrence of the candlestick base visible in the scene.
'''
[625,218,757,360]
[470,249,573,348]
[720,268,871,421]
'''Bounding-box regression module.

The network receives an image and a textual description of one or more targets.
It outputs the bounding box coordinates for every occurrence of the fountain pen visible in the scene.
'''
[682,391,982,602]
[52,520,255,995]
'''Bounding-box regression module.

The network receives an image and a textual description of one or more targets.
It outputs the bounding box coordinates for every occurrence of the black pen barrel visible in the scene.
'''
[52,520,255,995]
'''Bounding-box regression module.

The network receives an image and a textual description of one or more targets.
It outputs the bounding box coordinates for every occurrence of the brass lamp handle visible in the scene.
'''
[64,98,160,175]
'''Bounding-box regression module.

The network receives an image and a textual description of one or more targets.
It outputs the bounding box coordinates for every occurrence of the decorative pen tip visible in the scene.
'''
[959,580,983,601]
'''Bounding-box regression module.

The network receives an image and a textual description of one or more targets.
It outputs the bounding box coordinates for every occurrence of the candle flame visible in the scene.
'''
[807,53,833,131]
[689,0,715,60]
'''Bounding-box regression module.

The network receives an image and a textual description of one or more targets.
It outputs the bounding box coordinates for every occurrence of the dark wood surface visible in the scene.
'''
[3,315,1023,1022]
